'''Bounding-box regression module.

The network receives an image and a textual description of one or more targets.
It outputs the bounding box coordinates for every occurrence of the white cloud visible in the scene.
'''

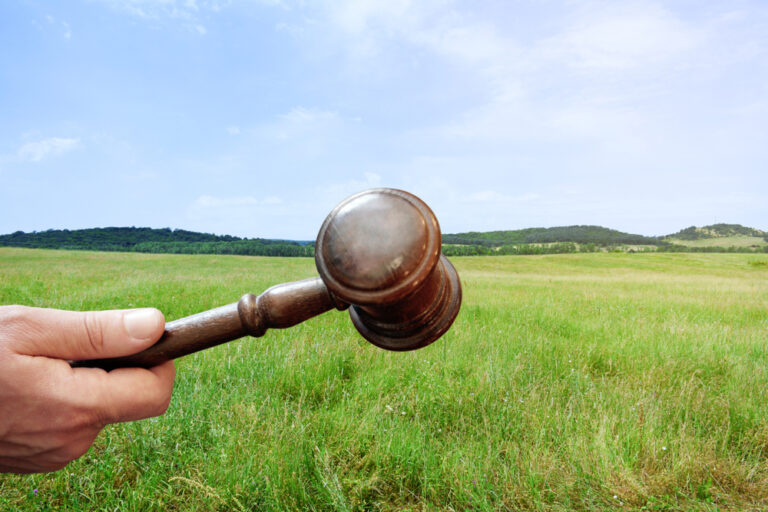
[190,194,283,211]
[43,14,73,39]
[96,0,196,20]
[279,106,339,125]
[91,0,237,34]
[17,137,81,162]
[541,4,702,71]
[226,125,241,135]
[93,0,281,21]
[258,106,344,141]
[464,191,540,203]
[186,194,289,234]
[319,172,383,200]
[302,0,719,151]
[193,195,261,208]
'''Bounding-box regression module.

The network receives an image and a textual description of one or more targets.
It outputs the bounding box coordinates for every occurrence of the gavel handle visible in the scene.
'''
[71,277,344,371]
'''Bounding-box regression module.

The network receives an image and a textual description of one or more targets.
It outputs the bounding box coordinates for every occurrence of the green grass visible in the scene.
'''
[1,248,768,511]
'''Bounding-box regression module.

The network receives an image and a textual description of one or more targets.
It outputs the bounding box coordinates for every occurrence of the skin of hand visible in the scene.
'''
[0,305,175,474]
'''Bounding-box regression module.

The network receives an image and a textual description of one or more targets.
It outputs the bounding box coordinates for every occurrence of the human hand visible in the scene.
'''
[0,305,175,473]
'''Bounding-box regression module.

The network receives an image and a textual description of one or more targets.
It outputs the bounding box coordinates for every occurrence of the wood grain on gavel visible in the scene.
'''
[72,188,462,370]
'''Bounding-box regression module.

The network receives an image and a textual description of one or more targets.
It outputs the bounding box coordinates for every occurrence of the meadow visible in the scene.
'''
[1,247,767,511]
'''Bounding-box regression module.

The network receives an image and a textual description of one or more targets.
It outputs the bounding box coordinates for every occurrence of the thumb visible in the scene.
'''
[4,306,165,361]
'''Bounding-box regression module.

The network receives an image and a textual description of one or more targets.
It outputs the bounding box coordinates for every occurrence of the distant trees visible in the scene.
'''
[442,225,666,247]
[656,244,768,254]
[131,241,313,257]
[0,228,313,257]
[441,242,768,257]
[3,226,766,258]
[443,242,598,256]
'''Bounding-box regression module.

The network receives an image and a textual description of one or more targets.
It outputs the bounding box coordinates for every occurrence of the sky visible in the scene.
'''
[1,0,766,240]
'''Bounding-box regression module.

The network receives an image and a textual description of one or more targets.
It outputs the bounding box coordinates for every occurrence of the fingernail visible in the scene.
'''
[124,309,163,341]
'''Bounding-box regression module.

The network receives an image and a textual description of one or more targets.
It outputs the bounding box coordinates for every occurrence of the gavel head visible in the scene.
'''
[315,188,462,351]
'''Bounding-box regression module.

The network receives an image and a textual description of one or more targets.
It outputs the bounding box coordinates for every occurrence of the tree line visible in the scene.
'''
[442,243,768,256]
[2,226,766,257]
[442,225,667,247]
[0,228,313,257]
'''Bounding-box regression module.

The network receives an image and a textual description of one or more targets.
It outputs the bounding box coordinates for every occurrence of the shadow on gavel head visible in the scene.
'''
[315,188,462,351]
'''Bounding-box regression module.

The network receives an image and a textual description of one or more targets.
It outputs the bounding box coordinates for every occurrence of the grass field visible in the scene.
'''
[1,247,768,511]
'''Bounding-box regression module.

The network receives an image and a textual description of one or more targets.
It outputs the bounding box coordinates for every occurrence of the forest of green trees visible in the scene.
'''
[1,225,766,257]
[0,228,314,257]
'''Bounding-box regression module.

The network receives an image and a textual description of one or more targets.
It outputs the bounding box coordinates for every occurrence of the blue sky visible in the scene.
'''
[1,0,766,239]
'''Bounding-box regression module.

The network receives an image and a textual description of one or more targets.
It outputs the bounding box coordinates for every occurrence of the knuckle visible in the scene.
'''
[0,305,30,323]
[0,305,33,337]
[82,311,105,354]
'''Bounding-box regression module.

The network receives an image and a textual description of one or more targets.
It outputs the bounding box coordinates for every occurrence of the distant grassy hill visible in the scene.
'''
[443,225,666,247]
[663,224,768,248]
[665,223,766,240]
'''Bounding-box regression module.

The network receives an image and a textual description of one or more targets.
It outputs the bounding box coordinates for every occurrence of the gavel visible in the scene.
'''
[73,188,462,370]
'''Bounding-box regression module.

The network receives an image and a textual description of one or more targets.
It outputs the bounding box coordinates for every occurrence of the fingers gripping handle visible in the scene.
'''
[71,277,343,371]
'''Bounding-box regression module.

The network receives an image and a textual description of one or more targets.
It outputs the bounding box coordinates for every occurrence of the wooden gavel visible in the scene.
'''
[73,188,462,370]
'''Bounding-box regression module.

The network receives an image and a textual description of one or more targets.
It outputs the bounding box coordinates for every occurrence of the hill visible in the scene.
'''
[663,224,768,248]
[664,223,766,241]
[0,227,314,257]
[443,225,666,247]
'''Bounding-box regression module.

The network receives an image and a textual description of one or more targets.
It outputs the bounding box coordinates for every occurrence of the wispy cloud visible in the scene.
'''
[91,0,231,34]
[186,194,288,236]
[17,137,81,162]
[44,14,72,39]
[540,3,702,71]
[279,106,340,125]
[193,195,282,209]
[95,0,199,20]
[257,106,345,142]
[301,0,730,150]
[464,191,540,203]
[319,172,382,200]
[92,0,283,23]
